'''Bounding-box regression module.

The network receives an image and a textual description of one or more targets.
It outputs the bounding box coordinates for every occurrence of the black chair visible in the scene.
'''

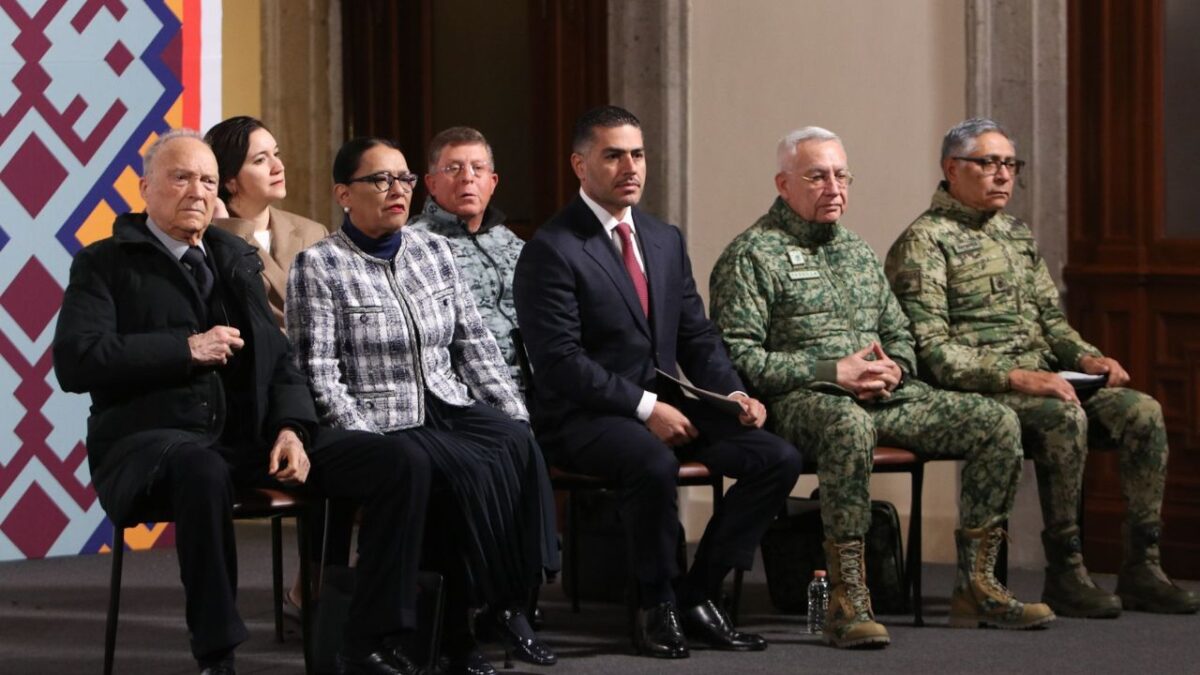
[510,329,735,613]
[550,462,727,612]
[103,486,317,675]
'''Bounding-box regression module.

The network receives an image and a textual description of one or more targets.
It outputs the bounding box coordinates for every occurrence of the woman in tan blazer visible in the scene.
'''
[205,116,328,328]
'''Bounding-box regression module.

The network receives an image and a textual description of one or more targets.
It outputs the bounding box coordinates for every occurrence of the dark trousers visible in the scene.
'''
[553,396,803,599]
[140,428,432,661]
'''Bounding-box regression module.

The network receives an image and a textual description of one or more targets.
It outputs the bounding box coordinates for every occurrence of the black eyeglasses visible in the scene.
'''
[953,156,1026,176]
[346,172,419,193]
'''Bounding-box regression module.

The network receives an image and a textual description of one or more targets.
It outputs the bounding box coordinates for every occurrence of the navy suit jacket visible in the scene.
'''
[513,196,744,450]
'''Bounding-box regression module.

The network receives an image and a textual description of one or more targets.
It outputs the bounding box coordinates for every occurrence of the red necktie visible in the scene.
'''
[615,222,649,316]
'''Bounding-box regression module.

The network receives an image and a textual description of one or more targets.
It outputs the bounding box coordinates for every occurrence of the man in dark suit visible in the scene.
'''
[513,106,803,658]
[54,130,430,675]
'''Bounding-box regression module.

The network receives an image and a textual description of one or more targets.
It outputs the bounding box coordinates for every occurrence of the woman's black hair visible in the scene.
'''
[203,115,269,208]
[332,137,401,184]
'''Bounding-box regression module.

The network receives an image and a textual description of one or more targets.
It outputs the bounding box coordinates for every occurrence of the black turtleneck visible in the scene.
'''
[341,215,403,260]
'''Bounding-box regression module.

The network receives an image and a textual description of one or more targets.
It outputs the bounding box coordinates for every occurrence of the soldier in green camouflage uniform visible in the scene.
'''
[885,117,1198,617]
[409,126,525,390]
[711,127,1052,647]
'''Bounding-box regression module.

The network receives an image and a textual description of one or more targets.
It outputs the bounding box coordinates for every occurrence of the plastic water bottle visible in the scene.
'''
[807,570,830,634]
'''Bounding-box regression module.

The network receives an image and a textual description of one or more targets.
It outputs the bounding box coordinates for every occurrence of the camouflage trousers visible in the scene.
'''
[986,387,1167,531]
[771,386,1023,540]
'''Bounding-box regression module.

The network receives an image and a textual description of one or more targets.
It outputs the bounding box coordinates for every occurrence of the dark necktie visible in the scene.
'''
[615,222,649,316]
[181,245,214,300]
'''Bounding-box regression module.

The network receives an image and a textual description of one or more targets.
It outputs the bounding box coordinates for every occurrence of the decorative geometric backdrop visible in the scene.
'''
[0,0,221,561]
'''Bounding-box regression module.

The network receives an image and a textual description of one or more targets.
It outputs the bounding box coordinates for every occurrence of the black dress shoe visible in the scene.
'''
[681,599,768,652]
[487,607,557,665]
[444,648,498,675]
[633,601,689,659]
[336,650,423,675]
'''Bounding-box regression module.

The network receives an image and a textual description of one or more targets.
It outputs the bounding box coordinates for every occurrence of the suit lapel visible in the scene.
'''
[572,199,651,338]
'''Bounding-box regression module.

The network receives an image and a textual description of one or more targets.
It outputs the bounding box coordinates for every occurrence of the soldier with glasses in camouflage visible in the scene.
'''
[885,118,1199,618]
[710,127,1054,648]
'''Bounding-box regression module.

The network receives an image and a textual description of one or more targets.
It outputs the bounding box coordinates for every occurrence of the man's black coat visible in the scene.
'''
[53,213,317,524]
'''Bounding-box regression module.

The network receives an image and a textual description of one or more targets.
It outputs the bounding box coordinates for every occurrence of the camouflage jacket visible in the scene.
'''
[884,184,1101,393]
[409,199,525,388]
[710,197,924,404]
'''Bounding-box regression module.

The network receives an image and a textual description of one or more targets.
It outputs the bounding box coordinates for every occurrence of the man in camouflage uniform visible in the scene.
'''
[710,127,1053,647]
[409,126,525,389]
[885,117,1198,617]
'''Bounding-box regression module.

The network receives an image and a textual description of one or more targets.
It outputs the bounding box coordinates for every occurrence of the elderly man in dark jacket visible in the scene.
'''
[53,130,430,675]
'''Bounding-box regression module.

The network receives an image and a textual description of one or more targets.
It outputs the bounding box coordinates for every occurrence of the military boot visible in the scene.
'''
[823,538,890,648]
[950,520,1056,629]
[1116,520,1200,614]
[1040,525,1122,618]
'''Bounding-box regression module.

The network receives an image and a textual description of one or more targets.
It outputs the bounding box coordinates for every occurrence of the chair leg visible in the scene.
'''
[908,464,924,627]
[296,513,314,675]
[104,524,126,675]
[272,516,284,643]
[567,489,581,613]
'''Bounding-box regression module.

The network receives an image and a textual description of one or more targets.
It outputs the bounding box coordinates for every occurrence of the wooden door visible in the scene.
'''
[341,0,608,240]
[1067,0,1200,578]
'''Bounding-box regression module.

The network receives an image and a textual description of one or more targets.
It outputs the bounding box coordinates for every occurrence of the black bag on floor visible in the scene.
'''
[760,496,909,614]
[312,566,445,674]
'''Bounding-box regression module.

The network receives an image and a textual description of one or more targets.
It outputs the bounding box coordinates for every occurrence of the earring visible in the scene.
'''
[343,206,349,214]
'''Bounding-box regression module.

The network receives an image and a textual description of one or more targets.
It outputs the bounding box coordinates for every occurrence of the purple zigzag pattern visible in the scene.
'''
[0,1,186,559]
[55,0,184,255]
[0,0,126,163]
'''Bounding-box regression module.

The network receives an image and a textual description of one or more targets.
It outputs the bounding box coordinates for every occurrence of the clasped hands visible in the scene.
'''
[836,342,903,401]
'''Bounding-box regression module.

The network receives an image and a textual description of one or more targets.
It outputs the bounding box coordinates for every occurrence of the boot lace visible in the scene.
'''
[980,528,1015,600]
[837,540,874,618]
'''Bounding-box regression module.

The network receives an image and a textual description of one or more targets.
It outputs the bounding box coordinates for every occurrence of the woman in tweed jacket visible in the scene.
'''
[287,138,557,675]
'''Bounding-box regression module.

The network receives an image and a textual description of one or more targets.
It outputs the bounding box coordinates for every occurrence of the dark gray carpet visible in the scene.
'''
[1,522,1197,674]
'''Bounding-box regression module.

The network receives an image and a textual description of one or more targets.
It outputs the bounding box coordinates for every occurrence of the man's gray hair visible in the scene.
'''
[940,118,1015,161]
[777,127,842,171]
[142,128,205,176]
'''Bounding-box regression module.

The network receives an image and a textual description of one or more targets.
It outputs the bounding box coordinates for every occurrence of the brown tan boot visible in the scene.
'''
[823,538,890,648]
[949,520,1056,629]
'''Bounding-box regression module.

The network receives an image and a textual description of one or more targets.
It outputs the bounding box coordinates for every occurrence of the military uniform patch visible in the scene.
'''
[788,249,806,266]
[788,269,820,281]
[892,270,922,295]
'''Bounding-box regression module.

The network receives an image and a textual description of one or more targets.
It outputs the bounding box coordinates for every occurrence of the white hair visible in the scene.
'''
[776,126,842,172]
[141,128,204,176]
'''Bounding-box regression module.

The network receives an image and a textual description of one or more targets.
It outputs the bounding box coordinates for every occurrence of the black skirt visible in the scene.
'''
[389,393,559,605]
